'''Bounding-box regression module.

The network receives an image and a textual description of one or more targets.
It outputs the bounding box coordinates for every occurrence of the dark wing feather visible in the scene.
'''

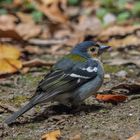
[32,58,98,104]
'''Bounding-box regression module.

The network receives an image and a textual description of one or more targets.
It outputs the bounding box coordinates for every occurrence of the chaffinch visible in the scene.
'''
[5,41,110,125]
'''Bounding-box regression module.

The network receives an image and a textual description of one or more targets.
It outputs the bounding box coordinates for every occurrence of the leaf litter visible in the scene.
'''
[41,130,61,140]
[0,44,22,75]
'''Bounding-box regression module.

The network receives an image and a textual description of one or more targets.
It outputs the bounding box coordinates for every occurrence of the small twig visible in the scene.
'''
[0,104,18,113]
[28,38,67,46]
[23,59,55,67]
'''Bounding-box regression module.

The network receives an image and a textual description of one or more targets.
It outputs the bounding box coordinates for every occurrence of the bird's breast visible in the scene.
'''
[97,62,104,79]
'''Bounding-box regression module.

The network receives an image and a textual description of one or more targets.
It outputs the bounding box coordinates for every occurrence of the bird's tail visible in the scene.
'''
[4,101,35,125]
[4,91,58,125]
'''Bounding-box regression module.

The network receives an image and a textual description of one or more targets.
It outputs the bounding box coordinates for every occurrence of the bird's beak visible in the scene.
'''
[98,45,111,55]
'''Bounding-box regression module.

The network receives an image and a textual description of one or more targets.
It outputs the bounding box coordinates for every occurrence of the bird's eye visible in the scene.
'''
[90,48,95,52]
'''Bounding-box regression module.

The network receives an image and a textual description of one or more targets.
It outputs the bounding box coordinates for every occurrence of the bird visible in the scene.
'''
[5,41,110,125]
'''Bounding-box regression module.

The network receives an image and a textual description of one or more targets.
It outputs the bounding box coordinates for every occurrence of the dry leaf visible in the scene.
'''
[0,15,22,40]
[65,32,84,47]
[0,45,22,75]
[32,0,68,23]
[0,29,23,40]
[16,12,34,23]
[107,35,140,48]
[96,94,128,103]
[41,130,61,140]
[127,131,140,140]
[40,0,58,5]
[13,0,23,6]
[16,23,41,39]
[98,25,140,41]
[0,14,41,40]
[0,45,20,59]
[75,16,102,34]
[0,15,17,28]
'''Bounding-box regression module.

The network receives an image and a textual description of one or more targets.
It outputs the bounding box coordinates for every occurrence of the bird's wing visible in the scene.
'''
[33,58,98,103]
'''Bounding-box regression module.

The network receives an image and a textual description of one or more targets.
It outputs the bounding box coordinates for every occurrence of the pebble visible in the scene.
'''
[110,52,119,57]
[104,74,111,79]
[129,113,133,116]
[116,70,128,78]
[103,13,116,24]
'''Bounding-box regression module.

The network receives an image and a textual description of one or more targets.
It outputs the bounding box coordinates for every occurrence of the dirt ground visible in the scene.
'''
[0,50,140,140]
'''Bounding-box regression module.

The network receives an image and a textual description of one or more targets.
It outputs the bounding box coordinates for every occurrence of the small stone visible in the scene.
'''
[110,52,119,57]
[129,69,134,73]
[116,70,127,78]
[129,113,133,116]
[84,125,89,129]
[104,74,111,79]
[103,13,116,24]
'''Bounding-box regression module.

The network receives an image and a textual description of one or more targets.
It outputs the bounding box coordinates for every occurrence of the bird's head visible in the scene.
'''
[71,41,110,58]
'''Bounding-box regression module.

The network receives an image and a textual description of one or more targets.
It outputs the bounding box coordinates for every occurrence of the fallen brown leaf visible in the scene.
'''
[75,16,102,34]
[0,15,23,40]
[98,25,140,41]
[65,32,84,47]
[0,45,20,59]
[16,12,34,23]
[41,130,61,140]
[0,59,22,74]
[0,15,17,28]
[32,0,68,24]
[0,44,22,75]
[13,0,23,7]
[96,94,128,103]
[0,14,41,40]
[127,131,140,140]
[107,35,140,49]
[0,29,23,40]
[16,23,41,39]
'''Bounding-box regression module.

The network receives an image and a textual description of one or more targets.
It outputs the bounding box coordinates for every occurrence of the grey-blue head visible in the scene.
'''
[71,41,110,58]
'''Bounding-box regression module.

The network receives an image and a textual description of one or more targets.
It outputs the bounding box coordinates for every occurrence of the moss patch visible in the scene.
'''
[10,95,28,106]
[104,64,129,73]
[19,73,42,87]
